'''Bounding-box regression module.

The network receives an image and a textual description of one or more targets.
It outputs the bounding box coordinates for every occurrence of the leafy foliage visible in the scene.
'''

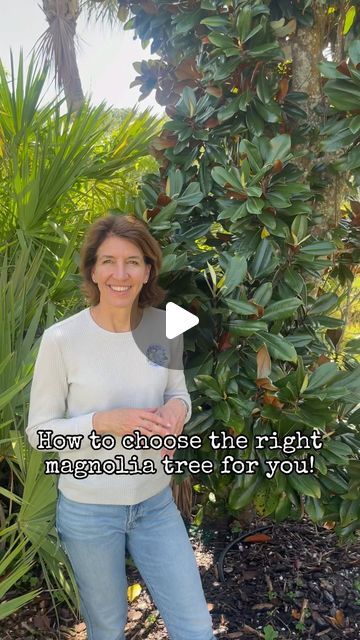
[118,0,360,534]
[0,53,162,614]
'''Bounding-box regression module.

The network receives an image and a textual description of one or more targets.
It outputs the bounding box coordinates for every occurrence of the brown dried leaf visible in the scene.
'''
[276,78,289,103]
[257,344,271,379]
[291,609,301,620]
[206,86,223,98]
[243,533,272,543]
[335,610,345,627]
[175,58,201,81]
[255,377,278,391]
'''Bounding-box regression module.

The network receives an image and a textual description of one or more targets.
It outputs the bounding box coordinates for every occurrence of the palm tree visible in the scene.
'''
[37,0,84,111]
[37,1,121,112]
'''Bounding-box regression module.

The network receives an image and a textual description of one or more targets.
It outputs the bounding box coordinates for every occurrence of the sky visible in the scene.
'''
[0,0,163,115]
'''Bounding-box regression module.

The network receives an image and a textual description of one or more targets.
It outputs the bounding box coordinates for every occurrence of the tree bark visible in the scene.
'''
[290,2,347,234]
[42,0,84,112]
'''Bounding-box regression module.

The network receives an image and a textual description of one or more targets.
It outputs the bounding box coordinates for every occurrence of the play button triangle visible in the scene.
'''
[166,302,199,339]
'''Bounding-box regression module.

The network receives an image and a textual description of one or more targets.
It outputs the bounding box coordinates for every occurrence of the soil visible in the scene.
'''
[2,518,360,640]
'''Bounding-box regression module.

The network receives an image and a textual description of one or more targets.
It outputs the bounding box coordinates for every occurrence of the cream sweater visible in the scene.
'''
[26,306,191,505]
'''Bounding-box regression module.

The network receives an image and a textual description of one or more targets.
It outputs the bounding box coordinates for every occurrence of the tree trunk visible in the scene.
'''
[42,0,84,112]
[290,2,347,235]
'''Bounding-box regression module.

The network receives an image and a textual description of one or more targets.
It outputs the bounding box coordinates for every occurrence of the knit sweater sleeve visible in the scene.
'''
[26,329,95,453]
[163,333,192,424]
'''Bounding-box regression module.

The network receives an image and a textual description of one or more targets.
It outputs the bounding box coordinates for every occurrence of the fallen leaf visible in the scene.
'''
[291,609,301,620]
[335,609,345,627]
[243,533,272,543]
[127,583,142,602]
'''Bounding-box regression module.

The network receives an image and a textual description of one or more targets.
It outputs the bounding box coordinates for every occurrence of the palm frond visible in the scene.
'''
[81,0,121,26]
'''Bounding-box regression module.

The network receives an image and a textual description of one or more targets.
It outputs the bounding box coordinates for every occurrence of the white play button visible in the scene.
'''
[166,302,199,339]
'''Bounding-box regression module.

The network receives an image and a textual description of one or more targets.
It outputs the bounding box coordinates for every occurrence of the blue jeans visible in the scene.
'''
[56,485,215,640]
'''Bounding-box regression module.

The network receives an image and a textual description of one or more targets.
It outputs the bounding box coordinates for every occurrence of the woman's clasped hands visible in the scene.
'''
[92,398,187,458]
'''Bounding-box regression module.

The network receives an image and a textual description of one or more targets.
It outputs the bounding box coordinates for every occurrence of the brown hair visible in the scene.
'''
[79,214,167,308]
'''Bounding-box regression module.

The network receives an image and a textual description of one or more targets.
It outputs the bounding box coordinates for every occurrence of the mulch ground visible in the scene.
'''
[2,518,360,640]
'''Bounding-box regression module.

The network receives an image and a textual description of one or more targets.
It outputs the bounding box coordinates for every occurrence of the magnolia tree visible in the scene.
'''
[109,0,360,535]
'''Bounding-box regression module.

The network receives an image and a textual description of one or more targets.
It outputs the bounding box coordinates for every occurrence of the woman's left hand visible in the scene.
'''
[154,399,187,458]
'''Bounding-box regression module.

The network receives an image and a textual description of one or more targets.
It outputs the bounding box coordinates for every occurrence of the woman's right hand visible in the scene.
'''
[92,408,171,439]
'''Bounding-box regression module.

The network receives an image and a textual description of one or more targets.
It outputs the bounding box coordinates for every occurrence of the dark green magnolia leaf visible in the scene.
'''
[319,61,345,80]
[253,282,273,306]
[174,9,202,34]
[242,22,264,44]
[262,298,301,322]
[340,499,360,527]
[213,58,240,81]
[200,16,229,27]
[320,472,348,495]
[213,400,231,422]
[300,241,336,256]
[308,293,338,315]
[229,476,263,511]
[246,185,263,197]
[224,298,258,315]
[307,316,344,329]
[286,333,313,348]
[194,375,223,400]
[250,238,273,278]
[211,165,243,191]
[344,337,360,354]
[289,474,321,499]
[236,7,252,42]
[324,79,360,111]
[238,90,253,111]
[217,97,241,123]
[291,215,308,242]
[228,320,268,336]
[181,223,212,242]
[177,182,204,207]
[349,115,360,134]
[257,332,298,362]
[239,139,262,171]
[208,33,237,49]
[166,168,183,197]
[160,253,177,274]
[256,70,271,104]
[223,255,247,295]
[349,40,360,65]
[314,456,327,475]
[305,497,325,523]
[254,99,281,122]
[246,104,264,136]
[305,362,339,391]
[325,439,353,459]
[274,493,292,521]
[181,86,197,118]
[266,192,292,208]
[246,196,265,214]
[266,134,291,164]
[248,42,282,58]
[283,268,304,294]
[186,411,214,435]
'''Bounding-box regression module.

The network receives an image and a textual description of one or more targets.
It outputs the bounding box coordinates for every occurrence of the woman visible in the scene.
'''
[26,214,215,640]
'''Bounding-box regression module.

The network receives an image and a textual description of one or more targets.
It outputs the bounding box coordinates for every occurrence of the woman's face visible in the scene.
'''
[91,236,151,310]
